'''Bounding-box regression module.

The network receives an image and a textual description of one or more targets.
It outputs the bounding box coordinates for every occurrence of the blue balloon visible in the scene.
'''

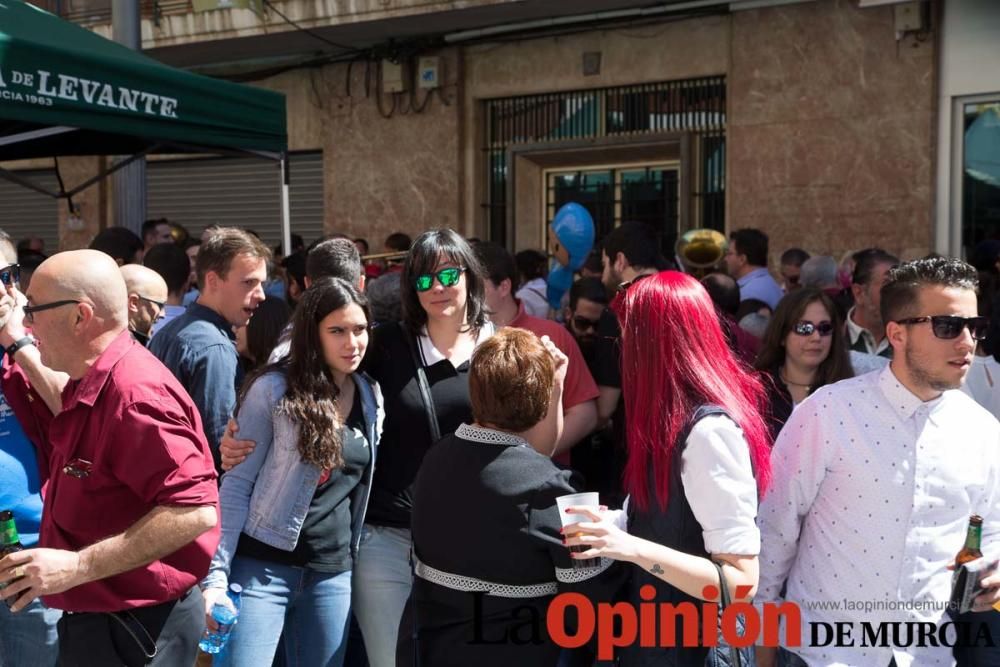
[551,203,595,272]
[546,203,595,310]
[547,265,575,311]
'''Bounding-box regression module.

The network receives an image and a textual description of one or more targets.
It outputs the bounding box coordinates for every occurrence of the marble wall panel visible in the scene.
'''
[322,53,462,244]
[729,0,935,265]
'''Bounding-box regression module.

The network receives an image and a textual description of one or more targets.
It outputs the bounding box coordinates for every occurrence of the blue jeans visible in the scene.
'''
[352,525,413,667]
[0,596,60,666]
[217,556,352,667]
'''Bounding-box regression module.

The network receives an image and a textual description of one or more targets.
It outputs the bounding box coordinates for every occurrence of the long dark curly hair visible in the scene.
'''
[239,277,370,470]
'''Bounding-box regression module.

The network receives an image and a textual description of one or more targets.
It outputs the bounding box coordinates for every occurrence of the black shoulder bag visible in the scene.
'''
[399,323,441,442]
[707,560,752,667]
[399,324,441,667]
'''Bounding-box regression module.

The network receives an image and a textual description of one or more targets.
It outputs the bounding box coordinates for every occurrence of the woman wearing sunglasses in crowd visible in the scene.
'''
[352,229,495,667]
[562,271,771,666]
[754,287,854,441]
[201,277,382,667]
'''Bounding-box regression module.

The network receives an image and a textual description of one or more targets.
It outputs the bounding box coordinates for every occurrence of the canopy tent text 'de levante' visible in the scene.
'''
[0,0,293,250]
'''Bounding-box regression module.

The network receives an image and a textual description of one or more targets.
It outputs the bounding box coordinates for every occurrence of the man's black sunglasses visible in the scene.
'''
[616,273,654,294]
[895,315,988,341]
[0,264,19,287]
[23,299,81,324]
[138,295,167,311]
[572,315,600,331]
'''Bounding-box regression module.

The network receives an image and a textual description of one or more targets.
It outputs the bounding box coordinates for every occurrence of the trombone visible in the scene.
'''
[674,229,727,278]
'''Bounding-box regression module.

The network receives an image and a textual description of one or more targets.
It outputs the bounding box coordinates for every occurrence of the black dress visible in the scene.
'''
[396,424,624,667]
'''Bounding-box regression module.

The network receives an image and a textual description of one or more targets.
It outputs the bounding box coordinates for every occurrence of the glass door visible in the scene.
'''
[545,163,679,259]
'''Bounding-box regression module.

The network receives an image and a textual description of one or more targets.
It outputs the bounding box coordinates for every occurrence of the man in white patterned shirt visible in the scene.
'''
[757,257,1000,667]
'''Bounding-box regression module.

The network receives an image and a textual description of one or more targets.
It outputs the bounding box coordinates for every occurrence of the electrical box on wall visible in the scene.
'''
[893,1,924,33]
[418,57,441,89]
[381,60,408,93]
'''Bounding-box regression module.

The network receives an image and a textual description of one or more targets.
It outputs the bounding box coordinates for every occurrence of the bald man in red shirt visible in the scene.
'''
[0,249,218,667]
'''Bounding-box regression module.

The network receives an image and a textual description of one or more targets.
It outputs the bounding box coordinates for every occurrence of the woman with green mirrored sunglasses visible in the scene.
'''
[412,267,466,292]
[352,229,495,667]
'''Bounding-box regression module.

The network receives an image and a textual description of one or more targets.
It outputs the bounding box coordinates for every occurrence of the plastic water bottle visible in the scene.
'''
[199,583,243,654]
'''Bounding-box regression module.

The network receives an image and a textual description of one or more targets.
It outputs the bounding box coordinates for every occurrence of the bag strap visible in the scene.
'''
[399,324,442,445]
[712,560,743,667]
[106,610,158,660]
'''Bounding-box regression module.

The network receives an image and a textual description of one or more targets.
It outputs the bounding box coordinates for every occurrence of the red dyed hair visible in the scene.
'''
[615,271,771,512]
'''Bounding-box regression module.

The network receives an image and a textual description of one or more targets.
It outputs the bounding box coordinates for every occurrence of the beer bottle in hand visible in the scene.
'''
[956,514,984,565]
[0,509,25,608]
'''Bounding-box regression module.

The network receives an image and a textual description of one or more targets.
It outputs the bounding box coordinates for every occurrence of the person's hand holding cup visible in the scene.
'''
[556,492,603,569]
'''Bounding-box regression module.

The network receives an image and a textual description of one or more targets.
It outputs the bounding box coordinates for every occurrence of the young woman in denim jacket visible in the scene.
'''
[202,277,383,667]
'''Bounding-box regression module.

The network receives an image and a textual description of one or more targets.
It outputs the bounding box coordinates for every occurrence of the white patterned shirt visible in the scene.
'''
[758,366,1000,667]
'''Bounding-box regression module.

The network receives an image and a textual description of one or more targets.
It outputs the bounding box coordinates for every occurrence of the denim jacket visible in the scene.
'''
[203,370,383,590]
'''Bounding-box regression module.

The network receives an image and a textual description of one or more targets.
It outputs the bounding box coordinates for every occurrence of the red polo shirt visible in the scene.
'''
[509,302,599,465]
[38,331,219,612]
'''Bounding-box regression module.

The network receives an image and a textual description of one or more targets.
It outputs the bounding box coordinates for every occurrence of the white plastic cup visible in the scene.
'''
[556,492,600,527]
[556,492,601,569]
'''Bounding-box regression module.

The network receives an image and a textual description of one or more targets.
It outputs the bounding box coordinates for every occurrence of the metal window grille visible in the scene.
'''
[483,76,726,247]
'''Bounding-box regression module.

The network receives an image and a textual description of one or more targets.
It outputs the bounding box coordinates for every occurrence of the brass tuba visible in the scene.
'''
[675,228,727,277]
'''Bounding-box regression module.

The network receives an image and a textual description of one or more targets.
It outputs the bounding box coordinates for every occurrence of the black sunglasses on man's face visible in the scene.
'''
[895,315,988,341]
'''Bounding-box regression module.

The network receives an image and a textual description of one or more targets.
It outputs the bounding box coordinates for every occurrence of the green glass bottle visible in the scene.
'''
[0,510,24,608]
[0,510,22,557]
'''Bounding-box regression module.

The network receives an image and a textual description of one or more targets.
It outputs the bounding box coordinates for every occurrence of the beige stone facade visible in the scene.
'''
[20,0,937,266]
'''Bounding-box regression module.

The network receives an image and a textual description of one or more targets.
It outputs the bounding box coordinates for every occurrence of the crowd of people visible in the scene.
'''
[1,219,1000,667]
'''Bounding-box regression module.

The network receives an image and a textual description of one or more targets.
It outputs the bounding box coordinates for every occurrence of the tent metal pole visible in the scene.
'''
[112,0,146,235]
[0,167,62,198]
[158,141,282,161]
[65,145,160,197]
[0,126,78,149]
[280,153,292,257]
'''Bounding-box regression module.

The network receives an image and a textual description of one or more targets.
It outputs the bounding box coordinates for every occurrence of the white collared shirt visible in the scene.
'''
[846,307,892,357]
[758,366,1000,667]
[416,322,496,368]
[681,415,760,555]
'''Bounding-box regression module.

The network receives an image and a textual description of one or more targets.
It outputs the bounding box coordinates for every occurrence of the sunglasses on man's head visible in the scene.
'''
[0,264,19,287]
[791,320,834,337]
[413,267,465,292]
[895,315,988,341]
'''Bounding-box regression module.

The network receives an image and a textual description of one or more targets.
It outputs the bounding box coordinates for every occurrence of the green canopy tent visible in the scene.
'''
[0,0,293,251]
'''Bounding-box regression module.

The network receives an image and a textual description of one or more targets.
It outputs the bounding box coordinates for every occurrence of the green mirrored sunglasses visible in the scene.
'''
[414,267,466,292]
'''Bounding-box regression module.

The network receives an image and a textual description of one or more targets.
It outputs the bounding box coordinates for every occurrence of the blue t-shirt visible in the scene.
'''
[0,387,42,546]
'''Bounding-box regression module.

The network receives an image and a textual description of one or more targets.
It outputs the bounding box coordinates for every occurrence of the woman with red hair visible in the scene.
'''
[565,270,771,665]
